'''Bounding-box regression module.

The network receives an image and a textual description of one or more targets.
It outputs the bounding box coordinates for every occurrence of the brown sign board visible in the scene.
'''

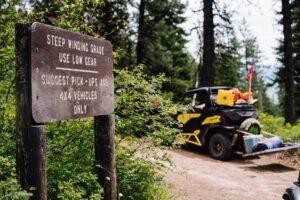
[31,22,114,123]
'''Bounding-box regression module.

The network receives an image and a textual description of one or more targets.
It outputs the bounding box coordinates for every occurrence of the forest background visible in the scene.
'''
[1,0,300,199]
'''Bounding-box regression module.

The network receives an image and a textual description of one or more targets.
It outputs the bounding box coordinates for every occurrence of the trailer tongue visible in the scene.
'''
[242,143,300,157]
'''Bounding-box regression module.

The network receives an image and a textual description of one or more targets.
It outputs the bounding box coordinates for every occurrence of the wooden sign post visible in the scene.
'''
[94,115,117,200]
[15,23,116,199]
[16,23,47,200]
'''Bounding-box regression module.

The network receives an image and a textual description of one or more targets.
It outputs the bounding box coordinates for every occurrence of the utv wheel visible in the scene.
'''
[240,118,261,135]
[208,133,232,160]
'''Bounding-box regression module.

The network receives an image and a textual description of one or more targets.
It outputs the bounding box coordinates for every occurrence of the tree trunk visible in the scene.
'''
[282,0,296,124]
[199,0,215,86]
[101,1,114,42]
[136,0,146,65]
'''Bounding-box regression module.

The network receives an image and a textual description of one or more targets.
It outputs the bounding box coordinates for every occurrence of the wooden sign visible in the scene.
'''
[30,22,114,123]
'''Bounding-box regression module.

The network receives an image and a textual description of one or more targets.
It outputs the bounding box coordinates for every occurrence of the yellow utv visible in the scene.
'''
[176,87,300,160]
[176,87,266,160]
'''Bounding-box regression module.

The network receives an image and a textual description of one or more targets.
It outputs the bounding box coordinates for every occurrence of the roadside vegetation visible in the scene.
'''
[259,113,300,142]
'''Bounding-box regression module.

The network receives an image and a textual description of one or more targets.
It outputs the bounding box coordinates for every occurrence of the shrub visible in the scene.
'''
[0,156,31,199]
[116,137,173,200]
[46,119,102,199]
[114,66,182,146]
[259,113,300,141]
[45,118,174,200]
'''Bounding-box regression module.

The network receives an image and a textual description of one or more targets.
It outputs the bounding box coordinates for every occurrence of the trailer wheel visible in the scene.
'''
[208,133,232,160]
[240,118,261,135]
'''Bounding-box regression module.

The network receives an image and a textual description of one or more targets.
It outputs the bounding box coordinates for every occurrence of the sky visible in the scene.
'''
[181,0,281,101]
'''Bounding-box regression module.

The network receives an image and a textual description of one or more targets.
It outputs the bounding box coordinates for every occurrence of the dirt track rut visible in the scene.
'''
[163,148,299,200]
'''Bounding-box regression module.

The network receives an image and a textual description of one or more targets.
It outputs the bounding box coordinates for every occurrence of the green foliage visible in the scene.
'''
[45,113,176,199]
[0,156,31,199]
[28,0,104,36]
[116,138,173,200]
[214,7,242,87]
[113,67,180,199]
[46,119,102,199]
[115,66,182,145]
[0,1,31,198]
[0,0,21,136]
[0,178,32,200]
[214,35,241,87]
[259,113,300,141]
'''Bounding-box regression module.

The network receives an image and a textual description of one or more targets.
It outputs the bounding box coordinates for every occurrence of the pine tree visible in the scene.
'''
[214,8,242,87]
[135,0,197,99]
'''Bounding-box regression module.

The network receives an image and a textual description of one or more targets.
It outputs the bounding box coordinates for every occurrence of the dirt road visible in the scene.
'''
[163,148,299,200]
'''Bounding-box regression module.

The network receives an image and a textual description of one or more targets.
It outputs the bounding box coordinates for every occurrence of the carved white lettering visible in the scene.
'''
[100,78,109,87]
[73,91,97,101]
[88,78,98,86]
[41,74,69,86]
[90,44,104,55]
[72,55,83,65]
[71,76,84,86]
[68,39,89,52]
[74,104,87,115]
[46,34,65,47]
[85,56,96,66]
[59,91,72,101]
[58,52,70,63]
